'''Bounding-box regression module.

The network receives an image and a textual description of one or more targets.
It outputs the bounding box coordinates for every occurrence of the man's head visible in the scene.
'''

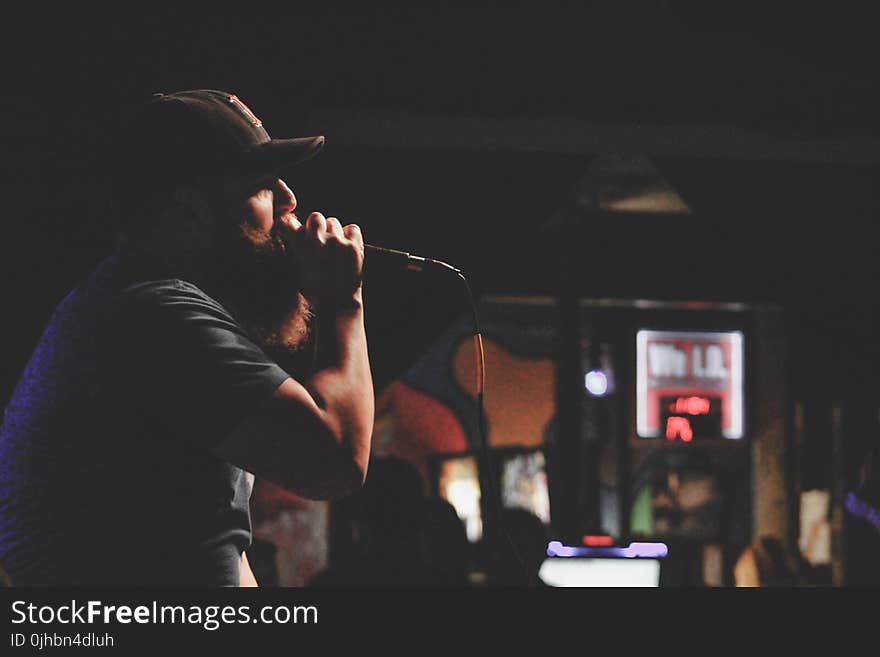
[111,90,325,345]
[112,89,323,229]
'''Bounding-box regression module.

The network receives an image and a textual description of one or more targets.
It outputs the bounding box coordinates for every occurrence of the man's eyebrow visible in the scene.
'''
[248,173,276,186]
[232,173,275,193]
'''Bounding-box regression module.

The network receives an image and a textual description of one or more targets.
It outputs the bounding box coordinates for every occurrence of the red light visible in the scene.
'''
[582,535,614,547]
[668,396,711,415]
[666,416,693,442]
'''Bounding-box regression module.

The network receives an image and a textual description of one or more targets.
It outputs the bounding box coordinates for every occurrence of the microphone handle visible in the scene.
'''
[363,243,461,274]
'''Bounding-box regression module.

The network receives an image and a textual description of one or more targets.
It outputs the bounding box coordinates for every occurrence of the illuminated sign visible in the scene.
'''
[637,330,744,440]
[661,395,722,442]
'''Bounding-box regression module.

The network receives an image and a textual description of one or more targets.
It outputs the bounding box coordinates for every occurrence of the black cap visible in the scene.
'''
[118,89,325,185]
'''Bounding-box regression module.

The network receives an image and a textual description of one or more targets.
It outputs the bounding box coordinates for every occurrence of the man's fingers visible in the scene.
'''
[286,212,364,301]
[326,217,345,240]
[295,212,361,251]
[305,212,327,238]
[342,223,363,247]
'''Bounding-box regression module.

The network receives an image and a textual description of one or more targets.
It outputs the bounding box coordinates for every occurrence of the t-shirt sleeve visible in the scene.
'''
[127,279,292,450]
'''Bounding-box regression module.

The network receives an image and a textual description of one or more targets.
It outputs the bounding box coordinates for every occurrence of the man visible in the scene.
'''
[0,89,374,586]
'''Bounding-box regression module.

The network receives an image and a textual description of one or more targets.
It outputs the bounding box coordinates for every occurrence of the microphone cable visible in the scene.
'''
[365,243,528,582]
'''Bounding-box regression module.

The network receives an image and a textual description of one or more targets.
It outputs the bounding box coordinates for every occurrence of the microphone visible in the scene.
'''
[364,243,461,275]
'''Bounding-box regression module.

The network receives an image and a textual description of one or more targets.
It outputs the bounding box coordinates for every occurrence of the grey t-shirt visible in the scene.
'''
[0,246,289,585]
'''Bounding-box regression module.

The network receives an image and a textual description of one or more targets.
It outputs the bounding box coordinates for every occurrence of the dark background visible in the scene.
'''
[2,3,879,402]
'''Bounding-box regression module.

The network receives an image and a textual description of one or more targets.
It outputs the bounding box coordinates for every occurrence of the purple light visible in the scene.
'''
[547,540,668,558]
[621,543,669,558]
[547,541,579,557]
[845,491,880,532]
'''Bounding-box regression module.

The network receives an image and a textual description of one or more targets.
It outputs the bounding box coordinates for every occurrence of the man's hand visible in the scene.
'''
[281,212,364,308]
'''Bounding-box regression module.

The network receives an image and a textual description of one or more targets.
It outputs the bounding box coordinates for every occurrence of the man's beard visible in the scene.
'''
[199,222,314,361]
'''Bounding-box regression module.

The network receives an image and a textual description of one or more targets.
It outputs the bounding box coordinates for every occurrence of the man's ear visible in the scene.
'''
[172,186,216,244]
[173,186,212,222]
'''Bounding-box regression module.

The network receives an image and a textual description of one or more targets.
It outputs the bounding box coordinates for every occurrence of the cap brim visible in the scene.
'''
[244,135,325,172]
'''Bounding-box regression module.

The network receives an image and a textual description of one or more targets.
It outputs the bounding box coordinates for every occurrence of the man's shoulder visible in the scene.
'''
[124,277,210,299]
[123,278,229,316]
[91,248,225,312]
[118,278,254,348]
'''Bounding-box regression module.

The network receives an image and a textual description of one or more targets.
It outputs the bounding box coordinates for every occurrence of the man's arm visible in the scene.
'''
[240,552,259,587]
[212,214,374,500]
[213,294,372,499]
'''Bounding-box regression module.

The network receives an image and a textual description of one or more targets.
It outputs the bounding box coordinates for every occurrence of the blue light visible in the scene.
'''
[584,369,608,396]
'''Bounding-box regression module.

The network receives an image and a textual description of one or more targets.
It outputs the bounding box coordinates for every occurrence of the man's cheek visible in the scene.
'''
[241,196,273,232]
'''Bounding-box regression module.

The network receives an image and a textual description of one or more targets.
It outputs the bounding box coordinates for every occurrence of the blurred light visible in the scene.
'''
[845,491,880,531]
[547,541,668,559]
[669,396,711,415]
[665,416,693,442]
[586,153,692,215]
[583,535,614,546]
[584,369,608,396]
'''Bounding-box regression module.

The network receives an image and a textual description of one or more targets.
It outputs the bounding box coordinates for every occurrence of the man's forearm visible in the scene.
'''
[305,291,374,478]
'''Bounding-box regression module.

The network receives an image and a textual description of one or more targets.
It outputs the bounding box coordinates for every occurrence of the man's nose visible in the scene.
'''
[275,178,297,215]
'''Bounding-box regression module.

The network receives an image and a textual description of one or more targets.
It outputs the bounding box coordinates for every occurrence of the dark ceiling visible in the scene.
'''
[7,4,879,136]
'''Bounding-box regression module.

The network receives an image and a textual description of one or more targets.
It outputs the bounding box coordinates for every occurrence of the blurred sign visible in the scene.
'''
[637,330,744,440]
